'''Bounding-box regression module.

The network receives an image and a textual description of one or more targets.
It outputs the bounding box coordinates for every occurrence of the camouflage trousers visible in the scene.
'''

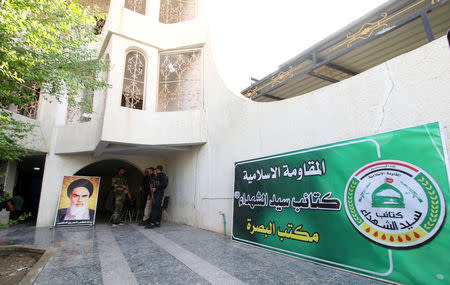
[112,194,125,224]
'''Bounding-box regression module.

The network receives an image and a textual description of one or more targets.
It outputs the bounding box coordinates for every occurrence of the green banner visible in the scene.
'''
[233,122,449,284]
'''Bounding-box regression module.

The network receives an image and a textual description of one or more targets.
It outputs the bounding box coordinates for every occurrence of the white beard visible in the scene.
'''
[64,205,90,220]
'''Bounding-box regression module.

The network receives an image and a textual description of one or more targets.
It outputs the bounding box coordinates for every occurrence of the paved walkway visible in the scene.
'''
[0,223,391,284]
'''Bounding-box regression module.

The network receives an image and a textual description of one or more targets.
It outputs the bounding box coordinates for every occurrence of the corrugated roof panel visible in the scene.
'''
[428,2,450,37]
[330,17,427,72]
[267,74,318,99]
[271,75,332,100]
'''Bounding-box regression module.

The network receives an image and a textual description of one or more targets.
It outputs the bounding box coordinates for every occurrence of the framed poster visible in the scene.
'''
[54,176,101,227]
[233,122,449,284]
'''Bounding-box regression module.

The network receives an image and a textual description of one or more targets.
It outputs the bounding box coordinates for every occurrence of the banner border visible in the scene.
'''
[231,121,449,281]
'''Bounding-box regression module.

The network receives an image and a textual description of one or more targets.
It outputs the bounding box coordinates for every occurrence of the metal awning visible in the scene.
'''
[241,0,449,102]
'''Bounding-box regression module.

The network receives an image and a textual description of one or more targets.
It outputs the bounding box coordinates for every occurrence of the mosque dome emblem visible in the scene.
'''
[371,179,405,208]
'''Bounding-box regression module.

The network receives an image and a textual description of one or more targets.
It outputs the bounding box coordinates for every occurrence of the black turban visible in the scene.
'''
[67,179,94,197]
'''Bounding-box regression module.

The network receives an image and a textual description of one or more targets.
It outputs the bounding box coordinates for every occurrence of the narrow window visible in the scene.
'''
[122,50,146,110]
[159,0,197,24]
[158,49,202,111]
[124,0,146,15]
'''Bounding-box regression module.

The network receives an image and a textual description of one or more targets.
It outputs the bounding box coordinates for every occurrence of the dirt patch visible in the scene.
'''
[0,250,41,285]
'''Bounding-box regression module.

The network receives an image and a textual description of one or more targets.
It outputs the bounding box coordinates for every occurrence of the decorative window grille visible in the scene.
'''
[16,100,39,120]
[66,92,93,124]
[124,0,146,15]
[159,0,197,24]
[16,92,40,120]
[121,50,146,110]
[158,49,202,112]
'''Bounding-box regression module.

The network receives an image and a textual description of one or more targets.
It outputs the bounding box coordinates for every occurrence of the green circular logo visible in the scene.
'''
[344,160,446,247]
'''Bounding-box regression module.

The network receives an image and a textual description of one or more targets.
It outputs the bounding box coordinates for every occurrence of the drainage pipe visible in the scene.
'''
[219,211,226,236]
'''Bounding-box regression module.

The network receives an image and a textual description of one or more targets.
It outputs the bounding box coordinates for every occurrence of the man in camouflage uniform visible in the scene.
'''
[111,167,128,226]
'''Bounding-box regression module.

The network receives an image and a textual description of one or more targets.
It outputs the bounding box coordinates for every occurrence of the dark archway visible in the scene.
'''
[12,155,46,223]
[75,159,144,222]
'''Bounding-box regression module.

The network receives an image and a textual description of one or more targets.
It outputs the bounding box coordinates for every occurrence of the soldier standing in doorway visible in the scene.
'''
[111,167,128,226]
[146,165,168,228]
[139,167,155,226]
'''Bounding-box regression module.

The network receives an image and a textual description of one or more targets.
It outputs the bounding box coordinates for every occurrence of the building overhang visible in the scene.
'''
[93,141,197,157]
[241,0,449,102]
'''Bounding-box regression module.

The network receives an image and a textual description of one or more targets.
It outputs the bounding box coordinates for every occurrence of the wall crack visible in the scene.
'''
[375,63,395,133]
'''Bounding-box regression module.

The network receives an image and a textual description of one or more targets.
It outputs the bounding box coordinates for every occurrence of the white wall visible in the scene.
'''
[54,33,207,153]
[100,34,207,146]
[166,36,450,234]
[9,112,47,153]
[102,0,207,50]
[53,0,209,154]
[54,87,107,154]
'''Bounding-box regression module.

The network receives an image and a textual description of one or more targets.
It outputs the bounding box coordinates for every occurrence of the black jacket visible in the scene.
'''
[143,174,156,197]
[155,173,168,192]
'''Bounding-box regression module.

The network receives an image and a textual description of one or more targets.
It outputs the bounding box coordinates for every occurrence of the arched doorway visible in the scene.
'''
[9,155,46,223]
[75,159,144,222]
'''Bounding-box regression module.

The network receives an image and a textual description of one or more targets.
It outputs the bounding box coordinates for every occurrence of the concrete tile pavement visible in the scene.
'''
[0,223,392,284]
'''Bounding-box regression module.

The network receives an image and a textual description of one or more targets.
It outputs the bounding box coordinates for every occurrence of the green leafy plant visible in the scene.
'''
[0,190,32,225]
[0,0,109,161]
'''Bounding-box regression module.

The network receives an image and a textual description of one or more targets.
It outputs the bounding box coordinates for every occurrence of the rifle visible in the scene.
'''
[401,181,423,203]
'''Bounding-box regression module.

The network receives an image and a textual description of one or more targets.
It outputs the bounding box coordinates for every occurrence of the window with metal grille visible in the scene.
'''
[16,90,40,120]
[159,0,197,24]
[124,0,146,15]
[121,50,146,110]
[158,49,202,112]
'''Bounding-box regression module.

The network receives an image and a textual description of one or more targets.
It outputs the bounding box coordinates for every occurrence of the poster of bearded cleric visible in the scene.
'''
[54,176,100,227]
